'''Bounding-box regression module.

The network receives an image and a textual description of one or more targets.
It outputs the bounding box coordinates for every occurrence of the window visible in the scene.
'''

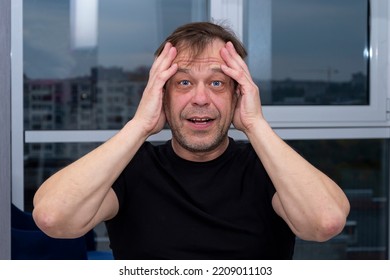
[244,0,388,124]
[252,0,369,106]
[288,139,389,259]
[23,0,208,131]
[11,0,390,259]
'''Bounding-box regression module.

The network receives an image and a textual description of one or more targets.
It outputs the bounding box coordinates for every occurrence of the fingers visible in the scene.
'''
[224,41,250,73]
[150,42,178,85]
[134,42,177,134]
[220,42,253,90]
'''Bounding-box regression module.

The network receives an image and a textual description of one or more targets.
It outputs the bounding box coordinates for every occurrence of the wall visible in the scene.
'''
[0,0,11,260]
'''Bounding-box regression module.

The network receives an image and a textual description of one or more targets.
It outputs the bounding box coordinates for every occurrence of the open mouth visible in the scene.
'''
[188,118,214,124]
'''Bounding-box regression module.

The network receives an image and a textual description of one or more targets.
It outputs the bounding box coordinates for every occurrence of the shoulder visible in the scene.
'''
[129,141,170,163]
[227,138,260,163]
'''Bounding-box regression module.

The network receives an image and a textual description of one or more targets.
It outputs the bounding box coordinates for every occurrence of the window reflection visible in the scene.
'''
[287,139,388,259]
[22,0,386,260]
[245,0,368,105]
[24,0,207,130]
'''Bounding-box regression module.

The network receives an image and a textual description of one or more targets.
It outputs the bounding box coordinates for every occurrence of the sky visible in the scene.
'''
[270,0,367,81]
[23,0,367,82]
[23,0,202,79]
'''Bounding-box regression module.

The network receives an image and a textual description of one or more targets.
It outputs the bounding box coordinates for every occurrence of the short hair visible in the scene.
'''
[154,22,247,60]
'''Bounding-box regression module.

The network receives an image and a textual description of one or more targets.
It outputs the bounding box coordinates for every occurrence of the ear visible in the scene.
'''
[235,84,241,96]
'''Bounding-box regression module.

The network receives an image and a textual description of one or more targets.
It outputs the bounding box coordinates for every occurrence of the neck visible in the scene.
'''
[171,137,229,162]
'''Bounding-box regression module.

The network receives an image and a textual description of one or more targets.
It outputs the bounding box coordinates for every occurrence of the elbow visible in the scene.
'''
[314,218,346,242]
[32,187,66,237]
[32,207,61,237]
[313,194,351,242]
[32,206,74,238]
[33,205,91,239]
[312,208,349,242]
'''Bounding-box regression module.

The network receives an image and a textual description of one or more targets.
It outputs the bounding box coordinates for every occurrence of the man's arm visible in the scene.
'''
[32,43,178,238]
[245,120,350,241]
[221,42,350,242]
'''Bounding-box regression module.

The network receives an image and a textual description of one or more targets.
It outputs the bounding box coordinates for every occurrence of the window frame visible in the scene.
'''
[239,0,389,127]
[11,0,390,260]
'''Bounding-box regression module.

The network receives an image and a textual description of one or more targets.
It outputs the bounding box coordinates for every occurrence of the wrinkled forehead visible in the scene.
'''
[173,59,226,73]
[173,39,226,67]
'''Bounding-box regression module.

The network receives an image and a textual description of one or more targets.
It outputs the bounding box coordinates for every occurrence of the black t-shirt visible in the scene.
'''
[105,138,295,259]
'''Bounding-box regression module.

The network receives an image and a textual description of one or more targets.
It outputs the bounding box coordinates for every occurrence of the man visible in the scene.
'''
[33,22,350,259]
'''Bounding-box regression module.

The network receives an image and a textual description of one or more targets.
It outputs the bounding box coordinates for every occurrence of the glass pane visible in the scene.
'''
[24,142,100,211]
[23,0,208,130]
[245,0,369,105]
[286,139,388,260]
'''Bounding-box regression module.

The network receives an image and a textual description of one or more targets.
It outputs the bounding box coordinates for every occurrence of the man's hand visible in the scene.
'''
[132,42,178,137]
[220,41,264,134]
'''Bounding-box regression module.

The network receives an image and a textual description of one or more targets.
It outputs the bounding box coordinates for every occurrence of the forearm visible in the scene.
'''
[246,119,350,241]
[33,120,147,237]
[33,43,178,238]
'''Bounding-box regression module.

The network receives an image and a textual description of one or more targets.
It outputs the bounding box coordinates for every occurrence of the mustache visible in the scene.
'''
[181,108,219,119]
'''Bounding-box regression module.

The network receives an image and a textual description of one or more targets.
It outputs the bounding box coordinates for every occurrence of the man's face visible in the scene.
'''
[164,39,237,158]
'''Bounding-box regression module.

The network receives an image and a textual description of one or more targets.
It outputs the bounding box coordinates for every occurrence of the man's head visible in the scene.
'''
[155,22,247,61]
[157,22,247,161]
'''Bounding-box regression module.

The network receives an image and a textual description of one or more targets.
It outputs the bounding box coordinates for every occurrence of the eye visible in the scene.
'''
[179,80,191,86]
[211,81,222,87]
[211,81,223,87]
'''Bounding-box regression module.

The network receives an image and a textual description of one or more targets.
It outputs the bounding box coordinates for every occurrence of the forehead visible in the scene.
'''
[173,39,226,68]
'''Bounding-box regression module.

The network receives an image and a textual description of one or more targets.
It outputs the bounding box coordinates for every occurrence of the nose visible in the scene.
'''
[191,83,210,106]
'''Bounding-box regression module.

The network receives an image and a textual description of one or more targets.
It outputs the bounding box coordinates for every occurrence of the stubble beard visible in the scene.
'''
[170,121,229,154]
[163,89,237,155]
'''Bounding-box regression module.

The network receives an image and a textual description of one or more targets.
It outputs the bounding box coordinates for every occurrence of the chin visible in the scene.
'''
[180,134,228,153]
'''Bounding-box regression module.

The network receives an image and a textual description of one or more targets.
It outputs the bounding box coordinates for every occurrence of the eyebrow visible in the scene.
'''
[176,68,190,74]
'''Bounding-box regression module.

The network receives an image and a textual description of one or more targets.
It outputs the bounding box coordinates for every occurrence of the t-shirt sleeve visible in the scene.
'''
[251,148,277,202]
[264,170,276,202]
[111,168,127,211]
[110,142,149,212]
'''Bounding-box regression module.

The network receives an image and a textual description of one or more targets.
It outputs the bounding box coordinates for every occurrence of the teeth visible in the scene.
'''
[190,118,211,123]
